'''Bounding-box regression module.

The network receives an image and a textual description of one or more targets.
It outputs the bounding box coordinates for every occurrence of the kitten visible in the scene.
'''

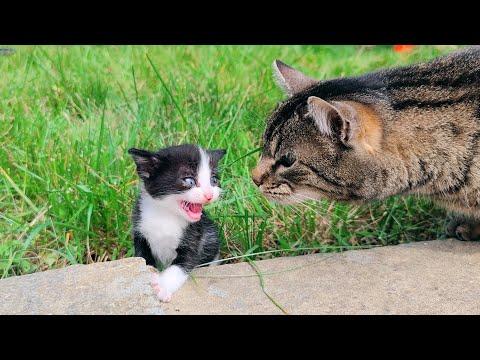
[252,46,480,241]
[129,144,226,302]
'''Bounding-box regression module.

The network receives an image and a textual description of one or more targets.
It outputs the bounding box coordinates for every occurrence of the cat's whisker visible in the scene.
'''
[293,193,321,203]
[290,194,321,212]
[289,194,361,223]
[281,197,321,218]
[280,202,308,218]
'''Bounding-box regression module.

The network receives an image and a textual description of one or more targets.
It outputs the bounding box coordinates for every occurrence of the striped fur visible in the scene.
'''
[252,46,480,240]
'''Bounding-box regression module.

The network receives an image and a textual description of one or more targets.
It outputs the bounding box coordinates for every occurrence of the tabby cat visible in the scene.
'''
[252,46,480,241]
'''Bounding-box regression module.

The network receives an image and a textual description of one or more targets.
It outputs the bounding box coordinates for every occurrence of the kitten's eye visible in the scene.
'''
[182,177,196,188]
[278,153,296,168]
[210,175,219,186]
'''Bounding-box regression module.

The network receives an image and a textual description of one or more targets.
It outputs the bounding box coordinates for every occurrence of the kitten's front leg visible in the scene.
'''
[151,265,189,303]
[133,232,157,267]
[151,243,200,302]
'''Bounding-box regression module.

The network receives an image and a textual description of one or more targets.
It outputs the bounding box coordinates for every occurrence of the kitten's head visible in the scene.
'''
[252,60,383,204]
[129,144,226,222]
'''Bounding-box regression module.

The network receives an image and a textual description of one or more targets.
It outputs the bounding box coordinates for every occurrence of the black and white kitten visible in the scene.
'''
[129,144,226,302]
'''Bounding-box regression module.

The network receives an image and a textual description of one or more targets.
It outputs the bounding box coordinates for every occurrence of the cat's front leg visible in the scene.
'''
[151,242,202,302]
[446,213,480,241]
[151,265,189,302]
[133,232,157,267]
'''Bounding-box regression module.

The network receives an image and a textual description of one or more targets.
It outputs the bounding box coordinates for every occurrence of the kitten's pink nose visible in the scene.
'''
[204,191,213,202]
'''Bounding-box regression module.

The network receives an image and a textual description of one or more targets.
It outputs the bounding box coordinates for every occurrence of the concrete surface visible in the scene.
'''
[163,239,480,314]
[1,239,480,314]
[0,257,163,315]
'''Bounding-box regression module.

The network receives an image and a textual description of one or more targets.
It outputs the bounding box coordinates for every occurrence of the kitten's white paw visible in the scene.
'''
[150,265,188,303]
[151,276,172,302]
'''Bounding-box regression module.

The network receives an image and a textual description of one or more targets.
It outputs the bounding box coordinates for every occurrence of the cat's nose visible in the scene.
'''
[251,167,263,186]
[252,156,274,187]
[204,192,213,202]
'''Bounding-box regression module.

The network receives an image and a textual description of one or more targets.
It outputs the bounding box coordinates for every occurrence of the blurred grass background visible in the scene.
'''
[0,45,460,277]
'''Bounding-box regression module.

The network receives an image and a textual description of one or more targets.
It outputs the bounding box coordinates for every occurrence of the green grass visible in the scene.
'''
[0,45,459,278]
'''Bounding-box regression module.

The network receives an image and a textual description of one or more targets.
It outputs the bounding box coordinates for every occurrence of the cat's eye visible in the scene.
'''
[210,175,219,186]
[182,177,196,188]
[278,153,296,168]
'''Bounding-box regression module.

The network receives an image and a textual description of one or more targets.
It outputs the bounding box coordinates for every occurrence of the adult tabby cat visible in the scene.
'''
[252,46,480,241]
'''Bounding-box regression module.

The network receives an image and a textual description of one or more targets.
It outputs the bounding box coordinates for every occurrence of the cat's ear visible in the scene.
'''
[307,97,357,145]
[273,60,318,97]
[128,148,163,180]
[207,149,227,166]
[308,97,382,153]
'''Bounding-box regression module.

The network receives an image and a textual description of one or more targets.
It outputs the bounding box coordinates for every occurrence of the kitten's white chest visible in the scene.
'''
[138,195,187,266]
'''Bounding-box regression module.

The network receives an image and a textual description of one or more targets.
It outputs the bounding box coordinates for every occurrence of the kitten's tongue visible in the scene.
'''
[181,201,203,221]
[189,203,203,213]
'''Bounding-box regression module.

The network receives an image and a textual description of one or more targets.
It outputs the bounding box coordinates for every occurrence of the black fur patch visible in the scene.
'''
[173,217,220,271]
[129,144,201,198]
[440,122,462,135]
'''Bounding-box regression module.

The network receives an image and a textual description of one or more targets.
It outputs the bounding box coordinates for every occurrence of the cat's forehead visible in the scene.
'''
[156,145,223,174]
[263,108,336,160]
[158,144,201,164]
[264,107,311,155]
[265,90,310,130]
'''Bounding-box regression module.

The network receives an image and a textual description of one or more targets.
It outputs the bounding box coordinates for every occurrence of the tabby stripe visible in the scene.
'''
[300,161,364,200]
[407,159,435,191]
[272,126,286,157]
[392,94,479,111]
[299,161,345,188]
[434,131,480,195]
[387,69,480,90]
[475,104,480,120]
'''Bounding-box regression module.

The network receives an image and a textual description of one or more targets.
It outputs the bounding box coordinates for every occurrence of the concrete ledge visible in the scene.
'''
[165,239,480,314]
[0,257,163,315]
[1,239,480,314]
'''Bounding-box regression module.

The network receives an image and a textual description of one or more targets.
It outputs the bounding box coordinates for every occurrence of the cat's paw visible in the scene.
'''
[150,265,188,303]
[446,215,480,241]
[151,275,172,302]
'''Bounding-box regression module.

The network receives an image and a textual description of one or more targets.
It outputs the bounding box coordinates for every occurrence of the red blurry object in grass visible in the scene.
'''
[393,45,415,53]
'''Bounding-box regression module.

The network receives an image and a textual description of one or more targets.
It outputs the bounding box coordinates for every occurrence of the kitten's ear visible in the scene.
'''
[307,97,356,144]
[273,60,318,97]
[128,148,163,180]
[207,149,226,165]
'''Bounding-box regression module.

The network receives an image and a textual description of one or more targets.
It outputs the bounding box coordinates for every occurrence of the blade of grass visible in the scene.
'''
[86,203,94,263]
[0,166,39,212]
[146,53,187,123]
[224,147,262,168]
[95,99,107,171]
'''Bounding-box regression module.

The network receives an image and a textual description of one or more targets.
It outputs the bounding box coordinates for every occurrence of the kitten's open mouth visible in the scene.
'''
[180,200,203,221]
